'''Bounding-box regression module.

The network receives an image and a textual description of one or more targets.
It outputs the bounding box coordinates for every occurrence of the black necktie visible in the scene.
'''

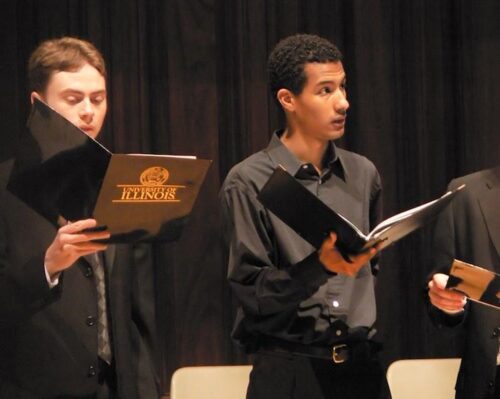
[86,252,112,364]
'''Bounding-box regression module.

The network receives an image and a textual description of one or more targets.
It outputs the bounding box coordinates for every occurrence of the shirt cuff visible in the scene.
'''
[439,307,465,315]
[44,264,60,289]
[288,251,331,292]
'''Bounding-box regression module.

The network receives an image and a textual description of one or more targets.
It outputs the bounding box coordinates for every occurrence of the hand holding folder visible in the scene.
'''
[446,259,500,310]
[7,99,211,243]
[318,231,379,274]
[257,166,464,259]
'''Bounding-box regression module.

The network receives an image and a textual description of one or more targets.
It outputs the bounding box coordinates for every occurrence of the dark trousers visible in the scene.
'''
[247,351,384,399]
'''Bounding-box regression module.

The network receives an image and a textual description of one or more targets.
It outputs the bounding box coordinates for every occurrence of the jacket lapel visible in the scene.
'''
[478,166,500,259]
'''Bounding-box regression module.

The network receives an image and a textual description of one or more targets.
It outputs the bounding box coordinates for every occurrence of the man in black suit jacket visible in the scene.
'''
[0,37,159,398]
[428,166,500,399]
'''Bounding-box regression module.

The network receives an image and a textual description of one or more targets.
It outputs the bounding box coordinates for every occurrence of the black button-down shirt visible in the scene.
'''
[220,131,382,350]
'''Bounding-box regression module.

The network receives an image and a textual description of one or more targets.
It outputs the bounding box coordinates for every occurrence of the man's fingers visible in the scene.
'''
[349,246,377,266]
[342,259,367,276]
[62,241,108,253]
[319,232,377,276]
[429,289,465,306]
[361,247,377,262]
[430,297,466,312]
[428,279,467,312]
[58,218,98,233]
[321,232,338,249]
[373,241,383,252]
[45,219,109,275]
[429,278,466,301]
[329,232,338,246]
[432,273,450,289]
[74,247,108,258]
[58,230,110,246]
[59,234,109,247]
[58,219,110,238]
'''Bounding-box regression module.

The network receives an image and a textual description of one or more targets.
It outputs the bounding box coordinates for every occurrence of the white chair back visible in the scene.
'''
[170,365,252,399]
[386,358,461,399]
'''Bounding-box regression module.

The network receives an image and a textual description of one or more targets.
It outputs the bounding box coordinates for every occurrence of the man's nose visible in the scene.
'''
[334,90,349,114]
[79,99,94,122]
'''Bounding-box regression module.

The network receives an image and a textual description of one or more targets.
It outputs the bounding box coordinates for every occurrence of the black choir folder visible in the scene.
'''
[257,166,464,258]
[446,259,500,310]
[7,98,211,243]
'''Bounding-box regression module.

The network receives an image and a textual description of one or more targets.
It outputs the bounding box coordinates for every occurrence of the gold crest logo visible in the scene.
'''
[114,166,184,203]
[140,167,169,186]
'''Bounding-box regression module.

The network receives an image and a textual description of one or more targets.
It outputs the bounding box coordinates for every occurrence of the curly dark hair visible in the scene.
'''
[268,34,343,100]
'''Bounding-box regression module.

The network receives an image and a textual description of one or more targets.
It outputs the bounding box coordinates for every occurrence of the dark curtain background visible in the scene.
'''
[1,0,499,396]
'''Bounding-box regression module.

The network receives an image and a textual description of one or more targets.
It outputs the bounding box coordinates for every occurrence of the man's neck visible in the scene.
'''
[280,128,329,173]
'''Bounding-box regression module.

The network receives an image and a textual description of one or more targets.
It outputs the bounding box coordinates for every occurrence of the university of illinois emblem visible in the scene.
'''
[140,166,170,186]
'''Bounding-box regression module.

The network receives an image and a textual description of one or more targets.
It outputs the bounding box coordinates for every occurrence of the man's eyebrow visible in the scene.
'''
[60,89,84,95]
[315,76,347,87]
[60,89,106,95]
[90,90,107,96]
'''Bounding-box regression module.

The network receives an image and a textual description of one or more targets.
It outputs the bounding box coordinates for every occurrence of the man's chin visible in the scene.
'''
[81,127,101,139]
[326,129,345,141]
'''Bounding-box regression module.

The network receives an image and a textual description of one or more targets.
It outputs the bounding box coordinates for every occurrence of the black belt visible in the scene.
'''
[258,338,380,364]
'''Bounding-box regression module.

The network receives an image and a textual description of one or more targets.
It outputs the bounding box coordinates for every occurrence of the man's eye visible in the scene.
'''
[92,96,105,104]
[65,96,80,104]
[319,87,332,95]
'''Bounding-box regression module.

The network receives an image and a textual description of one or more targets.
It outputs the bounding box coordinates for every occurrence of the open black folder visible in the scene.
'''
[446,259,500,310]
[257,166,464,258]
[7,99,211,243]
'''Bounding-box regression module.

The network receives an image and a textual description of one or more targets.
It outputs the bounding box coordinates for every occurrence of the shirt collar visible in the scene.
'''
[265,130,346,180]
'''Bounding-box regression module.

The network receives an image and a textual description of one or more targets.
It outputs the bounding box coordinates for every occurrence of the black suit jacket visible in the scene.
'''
[430,166,500,399]
[0,159,159,398]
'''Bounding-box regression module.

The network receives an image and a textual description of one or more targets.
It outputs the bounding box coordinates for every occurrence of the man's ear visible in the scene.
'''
[30,91,43,104]
[277,88,295,112]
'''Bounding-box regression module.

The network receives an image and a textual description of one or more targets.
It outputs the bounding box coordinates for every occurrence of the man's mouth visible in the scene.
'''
[80,125,93,134]
[331,117,346,128]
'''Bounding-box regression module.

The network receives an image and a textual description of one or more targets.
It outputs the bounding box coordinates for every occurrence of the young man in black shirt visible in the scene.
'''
[220,34,384,399]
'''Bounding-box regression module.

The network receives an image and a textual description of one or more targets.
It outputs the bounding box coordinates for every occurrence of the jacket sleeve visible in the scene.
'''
[0,207,57,329]
[426,179,467,329]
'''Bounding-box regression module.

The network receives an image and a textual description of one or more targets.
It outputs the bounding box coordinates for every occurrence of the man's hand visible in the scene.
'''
[318,232,378,276]
[428,273,467,313]
[45,219,110,278]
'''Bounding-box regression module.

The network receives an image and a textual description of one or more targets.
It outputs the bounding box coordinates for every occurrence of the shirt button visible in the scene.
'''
[86,316,96,326]
[88,365,96,377]
[84,267,93,278]
[488,380,494,388]
[335,329,343,336]
[332,300,340,308]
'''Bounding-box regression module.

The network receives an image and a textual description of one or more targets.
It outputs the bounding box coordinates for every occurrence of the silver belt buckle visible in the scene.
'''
[332,344,348,364]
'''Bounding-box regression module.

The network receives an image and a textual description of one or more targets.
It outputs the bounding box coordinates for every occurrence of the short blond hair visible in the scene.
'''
[28,37,106,93]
